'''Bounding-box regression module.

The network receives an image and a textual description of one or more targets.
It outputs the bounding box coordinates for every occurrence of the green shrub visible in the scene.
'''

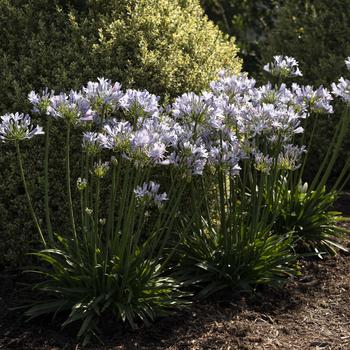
[0,0,241,268]
[260,0,350,184]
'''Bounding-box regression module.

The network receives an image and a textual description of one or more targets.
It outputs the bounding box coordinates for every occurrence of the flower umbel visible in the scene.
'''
[264,55,303,79]
[332,77,350,103]
[134,181,168,207]
[0,113,44,142]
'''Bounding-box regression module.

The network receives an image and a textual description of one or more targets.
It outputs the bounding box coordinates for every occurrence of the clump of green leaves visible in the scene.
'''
[271,181,349,257]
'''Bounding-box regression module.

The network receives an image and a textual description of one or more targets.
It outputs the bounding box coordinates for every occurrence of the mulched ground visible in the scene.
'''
[1,228,350,349]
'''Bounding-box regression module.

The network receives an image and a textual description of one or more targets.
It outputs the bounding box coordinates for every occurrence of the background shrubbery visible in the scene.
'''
[0,0,241,267]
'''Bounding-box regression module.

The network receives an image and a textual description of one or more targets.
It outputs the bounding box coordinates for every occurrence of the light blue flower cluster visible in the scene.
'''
[263,55,303,78]
[292,84,333,114]
[0,113,44,141]
[3,55,349,178]
[332,77,350,103]
[134,181,168,207]
[345,57,350,71]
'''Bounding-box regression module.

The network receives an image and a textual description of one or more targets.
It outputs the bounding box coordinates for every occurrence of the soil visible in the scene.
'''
[1,228,350,349]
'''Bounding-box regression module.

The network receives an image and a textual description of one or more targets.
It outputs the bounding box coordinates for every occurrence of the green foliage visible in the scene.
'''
[260,0,350,183]
[175,151,300,298]
[0,0,241,267]
[177,218,297,298]
[271,181,349,257]
[26,238,187,345]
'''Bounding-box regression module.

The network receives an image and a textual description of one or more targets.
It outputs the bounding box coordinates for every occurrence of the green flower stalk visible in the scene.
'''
[16,141,46,247]
[44,118,54,245]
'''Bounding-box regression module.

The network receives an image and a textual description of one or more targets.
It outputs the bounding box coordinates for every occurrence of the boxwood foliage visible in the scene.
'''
[260,0,350,185]
[0,0,241,267]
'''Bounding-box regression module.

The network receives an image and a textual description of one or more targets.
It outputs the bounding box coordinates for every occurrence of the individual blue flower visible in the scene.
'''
[345,57,350,71]
[49,91,93,124]
[99,119,133,151]
[331,77,350,103]
[210,72,256,101]
[83,78,123,105]
[0,113,44,142]
[278,144,306,171]
[76,177,88,191]
[149,142,167,162]
[256,83,296,109]
[28,88,55,115]
[83,78,123,122]
[134,181,168,207]
[172,92,209,122]
[177,141,208,175]
[254,151,273,174]
[93,160,110,178]
[208,139,241,175]
[292,84,333,114]
[263,55,303,79]
[82,132,102,155]
[120,89,160,118]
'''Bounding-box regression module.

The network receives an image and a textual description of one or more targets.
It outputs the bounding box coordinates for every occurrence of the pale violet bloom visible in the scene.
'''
[264,55,303,78]
[82,132,102,155]
[132,128,152,148]
[256,83,296,109]
[28,88,55,115]
[208,139,241,175]
[332,77,350,103]
[178,141,209,175]
[83,78,123,106]
[149,142,167,162]
[292,84,333,114]
[345,57,350,71]
[254,151,273,174]
[0,113,44,142]
[134,181,168,207]
[99,119,133,151]
[76,177,88,191]
[172,92,210,121]
[278,144,306,171]
[49,90,93,123]
[210,72,256,101]
[238,103,305,141]
[130,127,168,165]
[100,117,171,165]
[120,89,160,117]
[93,160,110,178]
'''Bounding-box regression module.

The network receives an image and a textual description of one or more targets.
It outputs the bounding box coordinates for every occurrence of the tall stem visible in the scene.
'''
[65,123,77,241]
[44,118,54,244]
[16,141,46,247]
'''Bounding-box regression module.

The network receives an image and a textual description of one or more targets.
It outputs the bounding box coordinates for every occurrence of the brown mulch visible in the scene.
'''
[1,234,350,349]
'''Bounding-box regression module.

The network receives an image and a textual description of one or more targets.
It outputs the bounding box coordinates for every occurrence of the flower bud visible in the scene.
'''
[85,207,93,216]
[76,177,88,191]
[99,218,106,225]
[93,161,110,178]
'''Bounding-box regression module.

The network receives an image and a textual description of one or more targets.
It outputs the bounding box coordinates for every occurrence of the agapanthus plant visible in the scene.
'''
[173,72,305,296]
[1,56,350,344]
[263,57,350,256]
[2,80,196,344]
